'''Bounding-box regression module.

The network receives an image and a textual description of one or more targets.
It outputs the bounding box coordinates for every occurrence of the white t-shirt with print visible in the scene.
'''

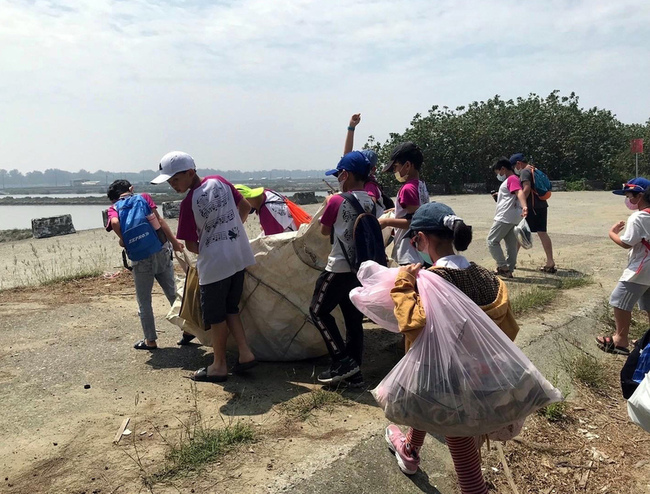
[320,190,376,273]
[619,209,650,285]
[184,177,255,285]
[493,175,523,225]
[261,190,297,233]
[393,179,429,265]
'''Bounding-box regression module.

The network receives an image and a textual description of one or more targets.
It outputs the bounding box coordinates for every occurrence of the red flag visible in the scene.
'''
[631,138,644,154]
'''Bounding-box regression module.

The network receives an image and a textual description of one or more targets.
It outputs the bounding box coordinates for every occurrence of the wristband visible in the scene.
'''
[347,126,355,131]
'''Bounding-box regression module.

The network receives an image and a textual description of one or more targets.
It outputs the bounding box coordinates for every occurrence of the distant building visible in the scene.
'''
[70,179,101,186]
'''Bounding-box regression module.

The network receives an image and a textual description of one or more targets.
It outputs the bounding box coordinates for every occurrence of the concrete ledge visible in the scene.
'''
[31,214,76,239]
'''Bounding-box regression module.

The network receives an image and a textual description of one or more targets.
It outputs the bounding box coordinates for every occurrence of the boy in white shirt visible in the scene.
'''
[597,178,650,355]
[152,151,258,382]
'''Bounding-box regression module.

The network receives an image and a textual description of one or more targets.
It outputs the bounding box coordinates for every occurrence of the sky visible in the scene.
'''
[1,0,649,173]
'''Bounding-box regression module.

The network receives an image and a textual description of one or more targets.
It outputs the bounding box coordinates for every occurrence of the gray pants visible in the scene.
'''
[132,248,177,342]
[487,221,518,272]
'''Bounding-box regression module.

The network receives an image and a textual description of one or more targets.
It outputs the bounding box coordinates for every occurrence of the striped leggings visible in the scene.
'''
[407,428,487,494]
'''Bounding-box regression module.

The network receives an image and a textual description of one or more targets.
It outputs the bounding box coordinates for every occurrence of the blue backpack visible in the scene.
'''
[531,167,552,200]
[114,195,163,261]
[337,192,388,272]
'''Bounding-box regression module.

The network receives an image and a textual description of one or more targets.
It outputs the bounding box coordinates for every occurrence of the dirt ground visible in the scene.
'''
[1,191,650,494]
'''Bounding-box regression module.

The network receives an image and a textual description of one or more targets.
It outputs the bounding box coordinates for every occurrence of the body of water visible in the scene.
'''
[1,193,105,199]
[0,205,109,231]
[0,191,329,231]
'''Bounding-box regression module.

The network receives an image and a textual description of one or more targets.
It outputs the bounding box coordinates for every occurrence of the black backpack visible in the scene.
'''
[336,192,388,272]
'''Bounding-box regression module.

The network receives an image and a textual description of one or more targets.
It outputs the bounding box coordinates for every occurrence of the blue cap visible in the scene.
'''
[613,177,650,195]
[360,149,378,168]
[408,202,455,233]
[509,153,526,165]
[325,151,371,177]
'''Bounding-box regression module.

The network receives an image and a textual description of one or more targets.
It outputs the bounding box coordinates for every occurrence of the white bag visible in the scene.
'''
[514,218,533,249]
[351,262,563,437]
[628,372,650,433]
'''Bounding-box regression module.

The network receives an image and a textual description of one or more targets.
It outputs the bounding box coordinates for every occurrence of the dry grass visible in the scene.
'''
[279,389,350,421]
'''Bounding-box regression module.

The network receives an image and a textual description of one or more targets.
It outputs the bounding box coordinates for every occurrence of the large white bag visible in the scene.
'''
[351,262,563,437]
[628,372,650,433]
[167,204,341,361]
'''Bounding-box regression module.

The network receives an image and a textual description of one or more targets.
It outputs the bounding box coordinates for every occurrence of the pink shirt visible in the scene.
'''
[176,176,243,243]
[105,193,157,232]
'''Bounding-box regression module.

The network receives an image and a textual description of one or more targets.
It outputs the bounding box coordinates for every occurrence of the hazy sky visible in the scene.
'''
[2,0,649,173]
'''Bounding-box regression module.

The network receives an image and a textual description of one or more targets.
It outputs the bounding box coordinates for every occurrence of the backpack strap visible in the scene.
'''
[334,192,373,271]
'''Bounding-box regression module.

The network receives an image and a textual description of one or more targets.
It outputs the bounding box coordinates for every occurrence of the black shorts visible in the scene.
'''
[200,270,246,326]
[526,207,548,233]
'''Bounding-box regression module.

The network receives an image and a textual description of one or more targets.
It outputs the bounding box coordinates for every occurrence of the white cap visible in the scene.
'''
[151,151,196,184]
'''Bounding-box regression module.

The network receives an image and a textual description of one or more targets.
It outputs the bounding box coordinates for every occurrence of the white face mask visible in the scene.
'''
[514,168,521,176]
[337,172,347,191]
[497,173,506,182]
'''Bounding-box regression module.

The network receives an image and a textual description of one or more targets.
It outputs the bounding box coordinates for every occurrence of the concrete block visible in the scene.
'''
[289,192,319,205]
[462,182,488,194]
[550,180,566,191]
[162,200,182,219]
[31,214,76,239]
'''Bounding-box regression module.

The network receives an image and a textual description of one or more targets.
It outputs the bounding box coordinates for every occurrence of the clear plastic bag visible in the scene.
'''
[352,261,562,437]
[349,261,400,333]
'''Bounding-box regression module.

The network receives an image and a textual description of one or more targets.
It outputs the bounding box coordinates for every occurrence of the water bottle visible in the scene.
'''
[633,344,650,383]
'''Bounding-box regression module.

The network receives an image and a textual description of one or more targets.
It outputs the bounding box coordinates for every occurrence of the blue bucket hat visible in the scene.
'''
[408,202,457,234]
[612,177,650,195]
[325,151,371,177]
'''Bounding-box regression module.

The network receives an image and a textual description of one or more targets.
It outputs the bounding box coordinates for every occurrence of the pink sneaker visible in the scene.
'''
[384,424,420,475]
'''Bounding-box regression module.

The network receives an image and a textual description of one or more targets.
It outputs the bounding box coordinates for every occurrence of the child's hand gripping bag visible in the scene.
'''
[356,267,562,437]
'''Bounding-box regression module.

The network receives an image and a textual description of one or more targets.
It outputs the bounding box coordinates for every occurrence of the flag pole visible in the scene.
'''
[637,152,639,178]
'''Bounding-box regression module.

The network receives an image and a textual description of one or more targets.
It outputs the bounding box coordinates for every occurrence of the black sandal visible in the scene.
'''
[540,265,557,274]
[134,339,158,350]
[189,367,227,383]
[596,336,629,355]
[177,333,196,346]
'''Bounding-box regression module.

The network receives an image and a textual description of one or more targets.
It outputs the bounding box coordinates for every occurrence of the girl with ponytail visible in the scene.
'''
[383,202,520,494]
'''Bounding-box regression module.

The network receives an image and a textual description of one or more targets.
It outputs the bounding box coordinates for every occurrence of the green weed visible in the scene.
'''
[511,286,558,316]
[568,353,607,389]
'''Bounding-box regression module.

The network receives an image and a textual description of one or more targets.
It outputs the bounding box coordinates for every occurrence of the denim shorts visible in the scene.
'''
[200,270,246,326]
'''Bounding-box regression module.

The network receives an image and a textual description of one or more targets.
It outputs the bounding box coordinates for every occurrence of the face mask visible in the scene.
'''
[419,251,433,265]
[626,197,639,210]
[514,168,521,176]
[394,170,408,183]
[337,172,347,190]
[497,173,506,182]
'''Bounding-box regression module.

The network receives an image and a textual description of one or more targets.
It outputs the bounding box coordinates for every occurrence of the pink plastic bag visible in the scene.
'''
[349,261,400,333]
[352,261,563,437]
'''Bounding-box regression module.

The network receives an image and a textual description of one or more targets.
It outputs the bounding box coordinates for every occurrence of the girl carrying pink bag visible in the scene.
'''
[350,202,562,494]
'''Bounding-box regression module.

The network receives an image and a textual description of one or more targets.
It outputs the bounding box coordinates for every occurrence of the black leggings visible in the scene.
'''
[309,271,364,364]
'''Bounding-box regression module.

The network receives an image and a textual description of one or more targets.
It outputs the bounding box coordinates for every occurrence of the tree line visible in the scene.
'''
[370,91,649,194]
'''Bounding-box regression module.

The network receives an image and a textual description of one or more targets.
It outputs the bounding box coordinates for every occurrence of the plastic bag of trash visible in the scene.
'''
[352,262,562,436]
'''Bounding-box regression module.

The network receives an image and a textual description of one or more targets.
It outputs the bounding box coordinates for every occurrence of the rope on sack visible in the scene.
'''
[240,270,314,359]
